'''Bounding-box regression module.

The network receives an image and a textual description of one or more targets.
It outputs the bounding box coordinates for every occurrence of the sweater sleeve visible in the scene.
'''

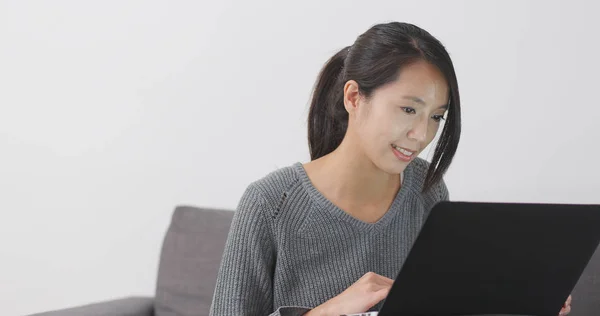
[209,184,312,316]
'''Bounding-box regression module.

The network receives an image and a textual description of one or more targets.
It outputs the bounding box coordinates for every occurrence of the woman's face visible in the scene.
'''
[345,60,449,175]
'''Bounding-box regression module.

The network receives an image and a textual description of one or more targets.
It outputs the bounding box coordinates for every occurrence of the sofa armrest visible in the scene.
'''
[29,296,154,316]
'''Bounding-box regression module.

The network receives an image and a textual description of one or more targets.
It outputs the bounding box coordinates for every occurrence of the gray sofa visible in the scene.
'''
[31,206,600,316]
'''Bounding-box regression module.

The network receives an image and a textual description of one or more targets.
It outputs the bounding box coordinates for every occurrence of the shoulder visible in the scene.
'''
[409,157,431,179]
[408,157,450,203]
[239,162,304,219]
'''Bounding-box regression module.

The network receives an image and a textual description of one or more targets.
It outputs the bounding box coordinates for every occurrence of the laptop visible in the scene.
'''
[355,201,600,316]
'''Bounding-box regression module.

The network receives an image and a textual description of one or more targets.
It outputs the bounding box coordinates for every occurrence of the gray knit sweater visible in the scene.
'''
[209,158,449,316]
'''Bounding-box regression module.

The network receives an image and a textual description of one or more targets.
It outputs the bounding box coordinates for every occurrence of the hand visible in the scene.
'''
[305,272,393,316]
[559,294,572,316]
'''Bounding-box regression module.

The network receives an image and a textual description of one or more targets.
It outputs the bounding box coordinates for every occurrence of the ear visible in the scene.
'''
[343,80,361,115]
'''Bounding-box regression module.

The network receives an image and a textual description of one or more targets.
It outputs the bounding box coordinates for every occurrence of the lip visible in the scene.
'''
[392,144,418,152]
[391,144,417,162]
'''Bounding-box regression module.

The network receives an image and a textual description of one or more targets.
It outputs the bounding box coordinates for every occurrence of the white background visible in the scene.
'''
[1,0,599,315]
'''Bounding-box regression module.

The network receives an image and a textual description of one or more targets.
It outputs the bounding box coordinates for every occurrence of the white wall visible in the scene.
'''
[1,0,598,315]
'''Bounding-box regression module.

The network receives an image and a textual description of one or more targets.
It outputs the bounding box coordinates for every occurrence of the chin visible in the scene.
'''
[374,158,409,175]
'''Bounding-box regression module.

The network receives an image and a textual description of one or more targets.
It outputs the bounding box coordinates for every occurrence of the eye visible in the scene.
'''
[432,114,446,123]
[401,107,416,114]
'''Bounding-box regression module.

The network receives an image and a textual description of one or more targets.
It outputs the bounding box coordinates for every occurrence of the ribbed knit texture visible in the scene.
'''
[209,158,449,316]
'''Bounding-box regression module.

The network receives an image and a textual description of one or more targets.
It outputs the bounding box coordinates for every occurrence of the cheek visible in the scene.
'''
[425,123,441,142]
[363,109,406,144]
[376,110,413,136]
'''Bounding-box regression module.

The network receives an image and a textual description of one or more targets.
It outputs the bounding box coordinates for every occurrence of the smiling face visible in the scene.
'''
[344,60,450,174]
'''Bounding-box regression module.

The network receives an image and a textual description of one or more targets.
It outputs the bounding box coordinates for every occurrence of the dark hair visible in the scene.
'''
[307,21,461,193]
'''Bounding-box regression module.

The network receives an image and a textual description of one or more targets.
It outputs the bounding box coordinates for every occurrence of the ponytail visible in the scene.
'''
[307,46,351,160]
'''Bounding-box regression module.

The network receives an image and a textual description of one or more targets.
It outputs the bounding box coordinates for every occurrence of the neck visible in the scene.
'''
[308,136,402,207]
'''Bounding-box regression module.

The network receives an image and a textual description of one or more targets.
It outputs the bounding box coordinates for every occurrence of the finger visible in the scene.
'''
[369,273,394,285]
[566,295,572,306]
[368,281,393,293]
[559,305,571,316]
[381,276,394,285]
[361,286,392,311]
[368,286,391,306]
[374,274,394,284]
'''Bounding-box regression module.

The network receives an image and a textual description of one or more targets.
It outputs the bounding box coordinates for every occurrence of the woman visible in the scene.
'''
[209,21,572,316]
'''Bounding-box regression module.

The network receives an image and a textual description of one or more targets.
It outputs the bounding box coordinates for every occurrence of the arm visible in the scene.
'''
[209,184,311,316]
[29,296,153,316]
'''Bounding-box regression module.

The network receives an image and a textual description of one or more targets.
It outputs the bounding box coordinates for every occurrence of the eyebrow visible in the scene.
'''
[402,96,448,110]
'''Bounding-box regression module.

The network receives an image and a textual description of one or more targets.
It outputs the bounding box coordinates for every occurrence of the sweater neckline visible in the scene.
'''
[292,161,415,233]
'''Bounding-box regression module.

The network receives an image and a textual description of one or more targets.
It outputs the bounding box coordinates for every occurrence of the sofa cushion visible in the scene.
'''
[154,206,233,316]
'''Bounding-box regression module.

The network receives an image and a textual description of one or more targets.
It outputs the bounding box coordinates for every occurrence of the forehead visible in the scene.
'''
[375,60,449,107]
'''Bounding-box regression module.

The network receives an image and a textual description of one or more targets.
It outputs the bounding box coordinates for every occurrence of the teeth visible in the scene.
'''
[393,145,414,156]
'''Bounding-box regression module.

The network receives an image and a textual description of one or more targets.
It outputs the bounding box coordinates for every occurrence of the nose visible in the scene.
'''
[407,115,428,143]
